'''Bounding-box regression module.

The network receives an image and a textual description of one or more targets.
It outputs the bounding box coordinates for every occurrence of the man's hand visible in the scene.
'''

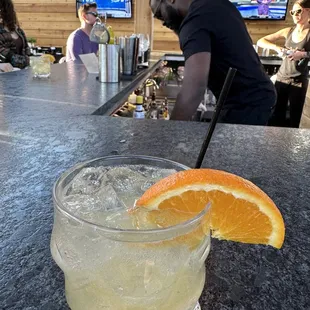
[170,52,211,121]
[0,63,13,72]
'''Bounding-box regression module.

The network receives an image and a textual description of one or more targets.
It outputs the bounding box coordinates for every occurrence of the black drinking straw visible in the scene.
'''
[195,67,237,168]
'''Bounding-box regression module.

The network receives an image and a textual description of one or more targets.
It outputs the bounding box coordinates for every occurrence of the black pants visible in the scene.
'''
[219,98,275,126]
[269,79,308,128]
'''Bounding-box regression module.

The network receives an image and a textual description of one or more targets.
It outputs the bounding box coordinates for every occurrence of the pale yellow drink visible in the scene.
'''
[30,56,51,78]
[51,157,211,310]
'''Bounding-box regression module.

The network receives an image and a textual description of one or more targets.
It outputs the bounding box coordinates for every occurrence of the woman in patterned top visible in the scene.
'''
[0,0,30,69]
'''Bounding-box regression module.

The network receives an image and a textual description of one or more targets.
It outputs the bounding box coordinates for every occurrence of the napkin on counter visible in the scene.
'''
[79,53,99,74]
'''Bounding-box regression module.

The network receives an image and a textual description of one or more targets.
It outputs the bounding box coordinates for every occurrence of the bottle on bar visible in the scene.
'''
[163,97,170,120]
[107,25,115,44]
[146,92,157,119]
[102,12,115,45]
[157,97,168,120]
[133,96,145,119]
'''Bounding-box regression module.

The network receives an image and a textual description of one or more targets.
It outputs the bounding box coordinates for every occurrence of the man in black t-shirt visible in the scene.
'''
[150,0,276,125]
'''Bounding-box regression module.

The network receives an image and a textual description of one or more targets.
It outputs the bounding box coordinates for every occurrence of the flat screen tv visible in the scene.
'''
[230,0,289,20]
[76,0,132,19]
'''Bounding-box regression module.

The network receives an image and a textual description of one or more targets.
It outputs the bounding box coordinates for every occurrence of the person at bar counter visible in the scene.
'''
[66,2,99,62]
[0,0,30,69]
[257,0,310,128]
[149,0,276,125]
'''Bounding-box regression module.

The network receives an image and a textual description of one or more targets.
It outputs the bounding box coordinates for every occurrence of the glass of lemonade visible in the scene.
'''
[30,56,51,78]
[51,155,211,310]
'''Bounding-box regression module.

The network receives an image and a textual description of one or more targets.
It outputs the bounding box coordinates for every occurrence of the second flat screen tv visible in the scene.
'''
[76,0,132,19]
[230,0,289,20]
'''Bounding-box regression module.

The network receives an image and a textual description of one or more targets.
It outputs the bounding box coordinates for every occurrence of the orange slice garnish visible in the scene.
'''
[135,169,285,249]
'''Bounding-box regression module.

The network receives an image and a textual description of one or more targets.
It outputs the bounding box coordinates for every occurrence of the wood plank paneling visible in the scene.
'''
[153,19,179,52]
[152,0,294,53]
[15,0,136,51]
[15,3,73,13]
[135,1,152,35]
[14,0,295,54]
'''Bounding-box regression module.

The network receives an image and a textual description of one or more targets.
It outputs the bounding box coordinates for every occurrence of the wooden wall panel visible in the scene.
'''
[152,0,295,53]
[135,0,152,35]
[14,0,136,50]
[153,20,180,52]
[14,0,295,54]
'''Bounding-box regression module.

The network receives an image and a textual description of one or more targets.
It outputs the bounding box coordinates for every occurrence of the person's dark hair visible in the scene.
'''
[0,0,19,32]
[78,2,97,21]
[295,0,310,8]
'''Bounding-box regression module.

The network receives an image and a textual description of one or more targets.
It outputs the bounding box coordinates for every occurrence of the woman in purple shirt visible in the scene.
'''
[66,2,99,62]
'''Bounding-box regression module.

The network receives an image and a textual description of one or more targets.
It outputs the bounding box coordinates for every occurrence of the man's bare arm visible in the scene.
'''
[170,52,211,121]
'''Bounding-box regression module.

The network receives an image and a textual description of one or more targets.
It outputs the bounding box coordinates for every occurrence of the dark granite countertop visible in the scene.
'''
[1,113,310,309]
[0,60,161,117]
[0,54,309,310]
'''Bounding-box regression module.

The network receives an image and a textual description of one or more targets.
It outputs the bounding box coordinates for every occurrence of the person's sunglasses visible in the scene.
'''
[86,11,99,18]
[290,9,303,16]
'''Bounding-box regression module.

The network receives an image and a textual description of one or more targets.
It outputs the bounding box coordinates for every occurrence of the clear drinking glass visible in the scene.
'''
[30,56,51,78]
[138,34,150,63]
[51,155,211,310]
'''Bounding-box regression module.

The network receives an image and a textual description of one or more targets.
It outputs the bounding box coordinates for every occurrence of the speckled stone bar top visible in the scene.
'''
[0,61,310,310]
[0,60,161,117]
[1,114,309,310]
